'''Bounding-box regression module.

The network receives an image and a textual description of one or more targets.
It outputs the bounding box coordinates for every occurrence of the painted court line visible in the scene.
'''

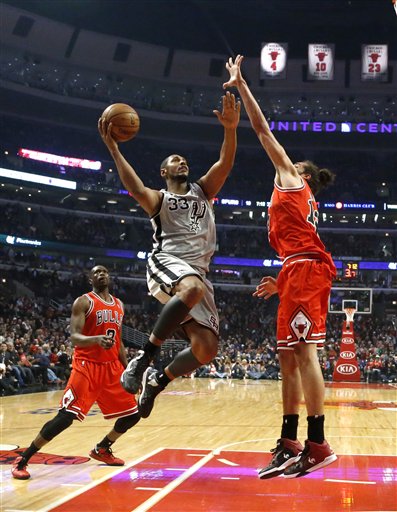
[325,479,376,485]
[217,458,239,466]
[5,510,37,512]
[131,450,214,512]
[136,487,163,491]
[38,447,164,512]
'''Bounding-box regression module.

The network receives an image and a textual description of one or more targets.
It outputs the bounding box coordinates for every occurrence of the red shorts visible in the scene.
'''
[59,358,138,421]
[276,258,333,351]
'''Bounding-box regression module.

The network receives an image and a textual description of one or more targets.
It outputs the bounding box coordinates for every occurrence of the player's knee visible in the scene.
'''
[178,277,205,304]
[200,349,218,364]
[294,343,318,366]
[279,350,297,369]
[193,336,218,364]
[40,409,75,441]
[114,413,140,434]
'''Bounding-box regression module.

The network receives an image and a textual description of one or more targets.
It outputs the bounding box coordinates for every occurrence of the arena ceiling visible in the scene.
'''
[3,0,397,59]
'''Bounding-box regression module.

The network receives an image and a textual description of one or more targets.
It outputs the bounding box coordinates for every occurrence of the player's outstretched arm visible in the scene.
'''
[224,55,299,186]
[98,118,162,216]
[252,276,278,300]
[198,91,240,199]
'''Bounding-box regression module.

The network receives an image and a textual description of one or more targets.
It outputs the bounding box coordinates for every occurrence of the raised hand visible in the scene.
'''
[252,276,278,300]
[98,117,118,153]
[223,54,244,89]
[213,91,241,129]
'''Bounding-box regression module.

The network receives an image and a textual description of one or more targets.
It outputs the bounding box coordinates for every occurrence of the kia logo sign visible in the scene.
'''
[340,351,356,359]
[342,337,355,344]
[337,364,358,375]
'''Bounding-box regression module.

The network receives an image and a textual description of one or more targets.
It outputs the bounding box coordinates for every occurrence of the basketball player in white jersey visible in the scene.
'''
[99,91,240,418]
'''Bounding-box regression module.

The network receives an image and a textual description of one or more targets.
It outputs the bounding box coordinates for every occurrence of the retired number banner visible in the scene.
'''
[308,43,335,80]
[260,43,288,79]
[361,44,388,82]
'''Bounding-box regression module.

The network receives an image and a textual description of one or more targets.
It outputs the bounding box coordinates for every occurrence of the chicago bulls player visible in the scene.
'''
[12,266,140,480]
[224,55,337,479]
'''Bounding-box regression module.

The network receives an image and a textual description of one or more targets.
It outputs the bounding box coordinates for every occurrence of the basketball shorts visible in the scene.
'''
[59,358,138,421]
[276,258,333,351]
[147,251,219,336]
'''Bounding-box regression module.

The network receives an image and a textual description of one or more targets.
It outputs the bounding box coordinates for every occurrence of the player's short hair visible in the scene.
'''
[89,265,108,276]
[159,154,187,173]
[160,156,171,172]
[302,160,335,195]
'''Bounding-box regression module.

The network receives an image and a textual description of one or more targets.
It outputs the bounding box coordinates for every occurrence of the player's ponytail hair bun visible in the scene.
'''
[302,160,335,195]
[318,167,336,189]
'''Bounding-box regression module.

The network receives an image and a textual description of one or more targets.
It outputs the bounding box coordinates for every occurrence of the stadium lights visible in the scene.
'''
[0,167,76,190]
[18,148,102,171]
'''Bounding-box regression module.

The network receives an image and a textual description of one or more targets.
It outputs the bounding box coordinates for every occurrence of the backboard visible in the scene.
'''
[329,287,372,314]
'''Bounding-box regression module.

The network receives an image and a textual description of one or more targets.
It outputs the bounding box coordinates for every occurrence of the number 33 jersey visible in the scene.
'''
[150,182,216,273]
[74,291,124,363]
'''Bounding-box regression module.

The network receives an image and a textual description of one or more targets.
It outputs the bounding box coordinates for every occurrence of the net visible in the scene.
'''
[343,307,356,330]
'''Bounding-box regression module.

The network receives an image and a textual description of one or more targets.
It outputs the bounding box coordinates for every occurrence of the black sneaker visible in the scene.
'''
[258,438,303,479]
[120,350,150,394]
[138,368,165,418]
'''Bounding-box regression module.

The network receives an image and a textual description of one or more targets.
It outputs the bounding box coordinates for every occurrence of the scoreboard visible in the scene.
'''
[343,261,359,280]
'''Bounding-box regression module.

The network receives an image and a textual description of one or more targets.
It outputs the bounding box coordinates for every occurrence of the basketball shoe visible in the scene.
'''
[89,446,124,466]
[138,368,165,418]
[258,438,303,479]
[283,439,337,478]
[12,456,30,480]
[120,350,150,394]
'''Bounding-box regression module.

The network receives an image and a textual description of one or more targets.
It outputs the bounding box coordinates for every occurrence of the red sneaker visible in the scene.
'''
[89,446,124,466]
[283,439,337,478]
[12,456,30,480]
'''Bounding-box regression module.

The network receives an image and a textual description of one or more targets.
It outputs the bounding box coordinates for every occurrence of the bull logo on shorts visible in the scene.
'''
[291,310,312,341]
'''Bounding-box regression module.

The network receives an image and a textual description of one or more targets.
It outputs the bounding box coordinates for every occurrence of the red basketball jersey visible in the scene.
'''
[73,291,124,363]
[268,178,335,272]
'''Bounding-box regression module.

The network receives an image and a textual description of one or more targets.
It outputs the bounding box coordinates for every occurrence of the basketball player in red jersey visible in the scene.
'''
[224,55,337,478]
[12,266,140,480]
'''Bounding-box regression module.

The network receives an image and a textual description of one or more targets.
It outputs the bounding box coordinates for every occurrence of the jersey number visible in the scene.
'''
[307,199,319,231]
[106,328,116,341]
[168,197,189,210]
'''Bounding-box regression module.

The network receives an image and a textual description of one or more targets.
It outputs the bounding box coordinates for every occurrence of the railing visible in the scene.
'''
[122,324,189,352]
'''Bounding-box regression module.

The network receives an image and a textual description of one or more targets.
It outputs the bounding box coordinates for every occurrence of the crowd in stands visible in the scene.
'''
[2,46,396,124]
[1,200,395,262]
[1,246,396,298]
[1,115,396,202]
[1,279,396,396]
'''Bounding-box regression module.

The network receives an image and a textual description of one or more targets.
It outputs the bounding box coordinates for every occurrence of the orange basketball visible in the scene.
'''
[101,103,140,142]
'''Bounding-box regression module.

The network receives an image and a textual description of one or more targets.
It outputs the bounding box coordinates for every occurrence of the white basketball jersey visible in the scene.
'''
[150,182,216,273]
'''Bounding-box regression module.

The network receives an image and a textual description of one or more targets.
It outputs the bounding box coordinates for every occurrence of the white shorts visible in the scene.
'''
[147,252,219,336]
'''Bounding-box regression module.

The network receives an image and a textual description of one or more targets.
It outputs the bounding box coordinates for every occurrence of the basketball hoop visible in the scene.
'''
[342,299,357,330]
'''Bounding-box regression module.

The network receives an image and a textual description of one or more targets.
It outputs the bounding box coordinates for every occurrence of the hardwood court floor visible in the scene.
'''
[2,378,396,511]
